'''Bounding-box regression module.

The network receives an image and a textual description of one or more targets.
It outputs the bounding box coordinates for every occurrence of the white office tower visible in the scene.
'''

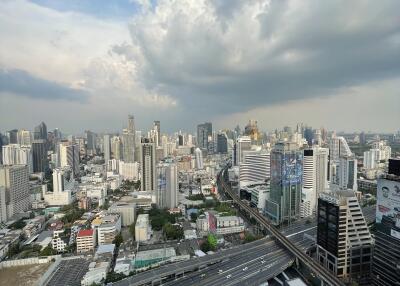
[148,128,159,148]
[156,163,178,209]
[135,130,142,162]
[59,142,80,177]
[301,147,329,217]
[239,148,270,188]
[111,136,122,160]
[363,149,379,170]
[17,129,32,146]
[107,159,119,173]
[329,136,352,162]
[0,165,30,222]
[329,136,357,191]
[103,134,111,163]
[235,136,252,166]
[372,141,391,161]
[119,161,139,181]
[317,190,372,283]
[2,144,33,173]
[195,148,204,170]
[140,139,156,195]
[331,155,357,191]
[43,168,74,206]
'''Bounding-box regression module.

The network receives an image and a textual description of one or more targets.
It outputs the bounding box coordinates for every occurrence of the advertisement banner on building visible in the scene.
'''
[376,178,400,238]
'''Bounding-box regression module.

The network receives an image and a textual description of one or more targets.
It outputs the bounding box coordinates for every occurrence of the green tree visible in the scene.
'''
[207,234,217,250]
[190,212,198,222]
[40,246,57,256]
[9,219,26,229]
[105,272,127,283]
[163,223,183,240]
[113,233,123,247]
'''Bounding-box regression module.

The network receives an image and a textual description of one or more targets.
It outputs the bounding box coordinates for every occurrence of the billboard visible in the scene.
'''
[282,152,303,186]
[376,178,400,238]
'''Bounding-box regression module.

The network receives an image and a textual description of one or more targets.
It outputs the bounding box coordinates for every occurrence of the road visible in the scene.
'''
[218,167,345,286]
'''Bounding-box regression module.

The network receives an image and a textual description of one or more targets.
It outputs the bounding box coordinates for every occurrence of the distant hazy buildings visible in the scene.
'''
[103,134,111,163]
[34,122,47,140]
[197,122,212,151]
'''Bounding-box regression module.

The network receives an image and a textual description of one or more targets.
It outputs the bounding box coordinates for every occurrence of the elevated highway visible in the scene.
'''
[218,167,345,286]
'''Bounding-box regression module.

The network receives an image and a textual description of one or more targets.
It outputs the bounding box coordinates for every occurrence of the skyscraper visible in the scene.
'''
[195,147,204,170]
[265,142,303,225]
[6,129,18,144]
[59,142,80,177]
[0,165,30,222]
[234,136,252,166]
[34,121,47,140]
[2,144,33,173]
[331,155,357,191]
[157,163,178,209]
[197,122,212,150]
[17,129,32,146]
[154,120,161,146]
[140,138,156,194]
[317,190,372,284]
[85,130,96,155]
[32,139,48,173]
[217,132,228,154]
[103,134,111,163]
[111,136,122,160]
[372,159,400,286]
[122,115,136,163]
[301,146,329,217]
[239,149,270,189]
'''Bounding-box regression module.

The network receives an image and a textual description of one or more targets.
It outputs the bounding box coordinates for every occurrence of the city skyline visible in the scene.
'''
[1,0,400,133]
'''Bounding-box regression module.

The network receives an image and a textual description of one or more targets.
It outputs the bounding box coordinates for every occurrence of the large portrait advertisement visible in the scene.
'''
[282,152,303,186]
[376,178,400,237]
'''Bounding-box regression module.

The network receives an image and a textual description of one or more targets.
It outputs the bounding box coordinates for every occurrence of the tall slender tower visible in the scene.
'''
[103,134,111,163]
[140,138,156,194]
[123,115,136,163]
[154,121,161,146]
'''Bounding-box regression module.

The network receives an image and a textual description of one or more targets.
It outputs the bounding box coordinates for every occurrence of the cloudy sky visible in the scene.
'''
[0,0,399,134]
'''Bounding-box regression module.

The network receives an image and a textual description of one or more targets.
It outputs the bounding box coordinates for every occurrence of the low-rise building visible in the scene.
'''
[108,202,136,227]
[135,214,152,242]
[51,229,68,253]
[76,229,96,253]
[196,212,245,236]
[94,214,121,245]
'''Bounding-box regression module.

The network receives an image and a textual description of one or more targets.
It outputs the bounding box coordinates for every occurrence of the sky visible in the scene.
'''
[0,0,399,134]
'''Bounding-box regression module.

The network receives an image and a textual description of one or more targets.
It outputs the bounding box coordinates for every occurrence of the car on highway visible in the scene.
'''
[243,267,248,271]
[218,269,223,274]
[226,274,232,279]
[261,260,265,264]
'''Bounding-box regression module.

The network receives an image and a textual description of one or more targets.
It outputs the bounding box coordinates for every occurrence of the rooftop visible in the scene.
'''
[77,229,94,237]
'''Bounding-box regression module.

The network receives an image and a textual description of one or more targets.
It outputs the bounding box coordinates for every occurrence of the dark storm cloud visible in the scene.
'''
[0,68,89,102]
[124,0,400,114]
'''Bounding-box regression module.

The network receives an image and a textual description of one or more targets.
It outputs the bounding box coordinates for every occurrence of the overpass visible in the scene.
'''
[218,167,345,286]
